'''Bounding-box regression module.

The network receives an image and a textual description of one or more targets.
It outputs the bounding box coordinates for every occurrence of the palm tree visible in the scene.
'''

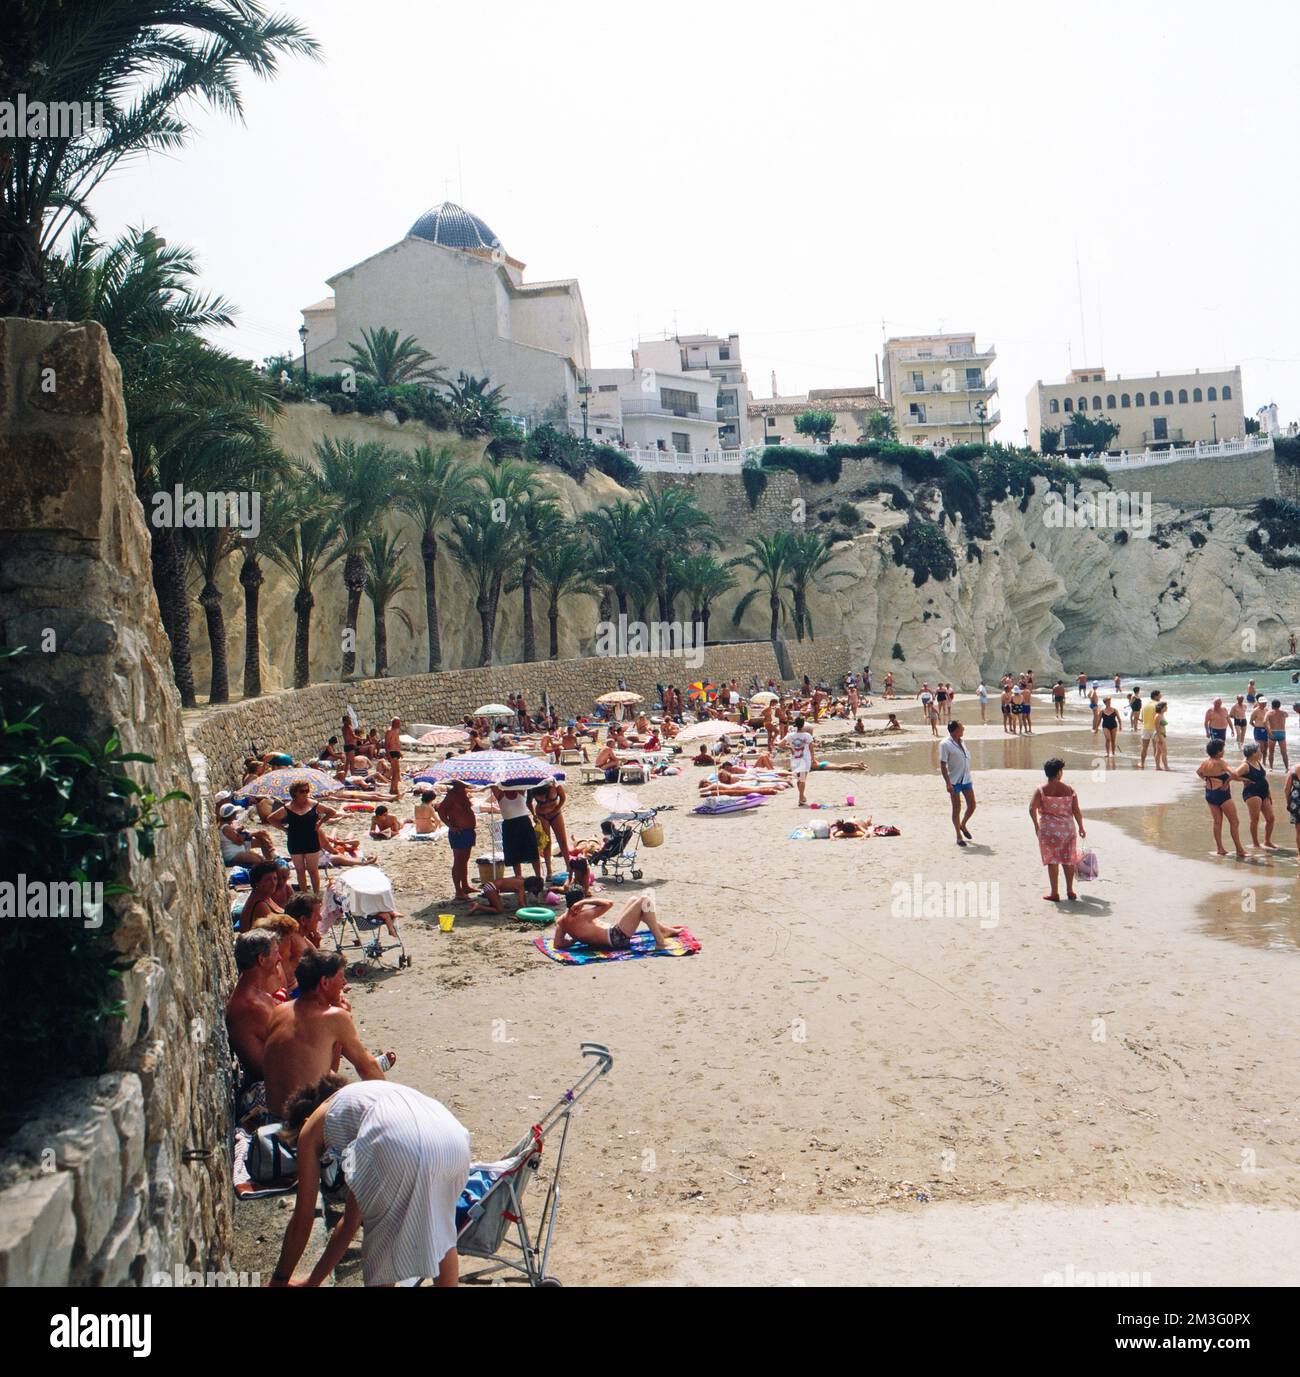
[729,534,795,641]
[534,539,602,659]
[332,326,445,388]
[447,462,538,665]
[263,470,345,689]
[675,553,737,643]
[2,2,318,316]
[363,532,414,677]
[636,487,715,621]
[784,532,854,641]
[394,445,476,671]
[237,468,295,698]
[580,501,652,618]
[512,496,566,662]
[313,438,401,676]
[445,373,508,437]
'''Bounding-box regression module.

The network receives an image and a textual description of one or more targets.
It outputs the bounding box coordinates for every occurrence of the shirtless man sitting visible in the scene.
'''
[261,948,390,1120]
[226,929,285,1124]
[553,889,684,952]
[369,804,402,839]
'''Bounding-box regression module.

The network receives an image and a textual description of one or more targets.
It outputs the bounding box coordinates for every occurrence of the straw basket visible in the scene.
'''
[640,821,665,848]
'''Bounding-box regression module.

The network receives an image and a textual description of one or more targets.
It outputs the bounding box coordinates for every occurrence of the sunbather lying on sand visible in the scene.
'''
[698,778,783,796]
[830,818,873,838]
[554,890,683,952]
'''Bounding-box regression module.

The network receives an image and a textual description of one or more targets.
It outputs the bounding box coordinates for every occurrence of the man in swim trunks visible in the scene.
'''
[1001,685,1014,734]
[553,889,684,952]
[383,718,403,799]
[1229,695,1249,746]
[1139,689,1162,768]
[226,929,286,1119]
[341,713,358,770]
[1204,698,1230,742]
[939,719,976,845]
[1265,700,1290,770]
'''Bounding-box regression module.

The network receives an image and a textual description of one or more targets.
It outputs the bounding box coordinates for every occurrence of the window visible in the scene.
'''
[1152,418,1168,441]
[1163,390,1173,405]
[1063,398,1073,412]
[718,346,731,361]
[966,368,983,389]
[1049,398,1060,414]
[1207,387,1217,401]
[1193,387,1202,402]
[1078,396,1087,412]
[1093,395,1102,410]
[1121,393,1130,408]
[766,415,777,427]
[597,383,618,392]
[1107,394,1117,409]
[1148,392,1158,406]
[1222,385,1232,400]
[1135,393,1145,407]
[911,371,925,392]
[1178,389,1188,403]
[660,386,698,416]
[671,432,691,453]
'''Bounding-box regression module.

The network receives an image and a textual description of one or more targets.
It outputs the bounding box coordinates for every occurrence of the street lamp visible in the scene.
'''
[298,322,309,387]
[1210,412,1217,443]
[578,382,592,441]
[974,400,987,446]
[1023,426,1029,452]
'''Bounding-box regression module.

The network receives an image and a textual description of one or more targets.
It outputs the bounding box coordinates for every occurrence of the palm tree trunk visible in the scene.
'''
[155,529,197,708]
[199,582,229,704]
[0,211,47,318]
[373,601,390,677]
[657,567,672,623]
[521,564,536,662]
[239,551,264,698]
[293,588,314,689]
[476,594,493,667]
[421,531,442,672]
[699,606,710,642]
[769,592,780,642]
[548,600,560,659]
[342,552,365,675]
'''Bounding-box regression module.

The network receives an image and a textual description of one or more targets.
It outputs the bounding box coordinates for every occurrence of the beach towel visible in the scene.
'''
[533,926,701,964]
[692,794,765,814]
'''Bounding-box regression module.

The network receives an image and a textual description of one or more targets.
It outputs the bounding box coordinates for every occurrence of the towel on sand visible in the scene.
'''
[533,926,701,964]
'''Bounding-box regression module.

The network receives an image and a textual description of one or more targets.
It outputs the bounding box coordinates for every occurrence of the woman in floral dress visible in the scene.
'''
[1028,758,1086,902]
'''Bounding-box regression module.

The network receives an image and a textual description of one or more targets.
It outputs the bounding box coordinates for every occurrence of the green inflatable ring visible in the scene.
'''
[517,906,556,924]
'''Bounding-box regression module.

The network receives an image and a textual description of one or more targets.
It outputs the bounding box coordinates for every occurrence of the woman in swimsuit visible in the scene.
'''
[1285,761,1300,854]
[1099,698,1120,760]
[268,781,336,893]
[1231,742,1276,849]
[529,780,571,881]
[1153,700,1171,772]
[1197,739,1246,859]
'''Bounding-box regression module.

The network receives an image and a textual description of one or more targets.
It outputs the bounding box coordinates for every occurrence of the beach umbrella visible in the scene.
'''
[594,784,642,813]
[242,766,344,801]
[675,720,743,742]
[751,691,778,705]
[596,690,643,705]
[416,726,469,747]
[414,750,561,788]
[473,702,513,717]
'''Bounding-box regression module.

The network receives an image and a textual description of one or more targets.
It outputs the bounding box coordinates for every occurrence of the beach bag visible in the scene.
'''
[1077,849,1099,882]
[641,821,664,847]
[811,822,831,839]
[248,1124,297,1186]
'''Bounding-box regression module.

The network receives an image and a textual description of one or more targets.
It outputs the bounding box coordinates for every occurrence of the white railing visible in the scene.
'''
[892,344,996,364]
[625,447,750,473]
[900,376,997,396]
[1061,435,1273,470]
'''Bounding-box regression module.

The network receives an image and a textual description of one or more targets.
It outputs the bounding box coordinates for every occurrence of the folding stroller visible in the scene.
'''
[321,878,410,975]
[589,805,672,883]
[458,1042,613,1286]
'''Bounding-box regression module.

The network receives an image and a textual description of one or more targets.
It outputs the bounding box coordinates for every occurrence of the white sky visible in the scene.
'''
[87,0,1300,441]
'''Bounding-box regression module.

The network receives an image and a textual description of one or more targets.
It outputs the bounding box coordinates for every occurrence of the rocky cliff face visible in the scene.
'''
[182,405,1300,696]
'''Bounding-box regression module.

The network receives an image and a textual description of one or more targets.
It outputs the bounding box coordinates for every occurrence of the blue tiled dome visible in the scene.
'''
[407,202,502,253]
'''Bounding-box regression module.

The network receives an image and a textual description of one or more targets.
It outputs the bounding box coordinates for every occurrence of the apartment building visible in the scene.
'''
[634,333,751,447]
[747,386,887,448]
[1026,365,1244,452]
[882,332,999,447]
[585,362,721,454]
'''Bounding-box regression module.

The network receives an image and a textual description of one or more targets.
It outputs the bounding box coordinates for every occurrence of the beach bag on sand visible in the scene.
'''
[1077,849,1099,882]
[248,1124,297,1186]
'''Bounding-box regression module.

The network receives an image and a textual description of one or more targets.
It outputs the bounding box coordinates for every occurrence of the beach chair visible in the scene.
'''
[459,1042,613,1286]
[616,761,646,785]
[559,747,583,765]
[580,764,606,784]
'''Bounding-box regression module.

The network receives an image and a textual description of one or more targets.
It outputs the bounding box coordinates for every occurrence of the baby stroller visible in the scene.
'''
[589,805,673,883]
[458,1042,613,1286]
[321,872,410,976]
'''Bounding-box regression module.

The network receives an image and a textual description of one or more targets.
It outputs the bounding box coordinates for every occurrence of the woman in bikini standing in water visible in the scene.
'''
[1197,739,1246,860]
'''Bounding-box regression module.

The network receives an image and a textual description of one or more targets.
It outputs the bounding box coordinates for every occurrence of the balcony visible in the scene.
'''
[620,398,719,422]
[892,343,996,364]
[1140,427,1184,445]
[900,375,998,396]
[902,404,997,427]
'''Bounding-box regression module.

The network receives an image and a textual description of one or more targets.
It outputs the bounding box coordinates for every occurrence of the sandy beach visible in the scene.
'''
[232,693,1300,1286]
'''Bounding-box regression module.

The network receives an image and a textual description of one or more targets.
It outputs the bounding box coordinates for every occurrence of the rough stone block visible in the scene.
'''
[0,1171,76,1286]
[30,325,105,417]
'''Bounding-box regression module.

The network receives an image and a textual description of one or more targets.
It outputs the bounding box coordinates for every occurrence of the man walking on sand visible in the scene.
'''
[940,719,977,847]
[1139,689,1162,768]
[786,715,816,806]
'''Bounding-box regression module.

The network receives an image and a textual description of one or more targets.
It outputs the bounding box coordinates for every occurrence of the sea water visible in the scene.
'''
[1073,670,1300,739]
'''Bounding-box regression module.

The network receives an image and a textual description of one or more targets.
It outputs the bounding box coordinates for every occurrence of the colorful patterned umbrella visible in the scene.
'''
[414,750,561,788]
[416,726,469,747]
[241,766,344,801]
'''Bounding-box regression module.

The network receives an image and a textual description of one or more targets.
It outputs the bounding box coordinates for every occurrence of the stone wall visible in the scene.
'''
[1121,448,1279,508]
[187,636,853,791]
[0,319,235,1285]
[1276,454,1300,504]
[648,469,801,541]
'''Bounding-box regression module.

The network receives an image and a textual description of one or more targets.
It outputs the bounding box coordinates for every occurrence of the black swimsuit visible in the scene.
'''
[285,804,320,855]
[1203,771,1231,807]
[1242,764,1270,803]
[1101,711,1119,730]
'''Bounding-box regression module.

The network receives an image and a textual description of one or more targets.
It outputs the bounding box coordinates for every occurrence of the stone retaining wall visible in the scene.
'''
[187,636,852,790]
[0,319,234,1285]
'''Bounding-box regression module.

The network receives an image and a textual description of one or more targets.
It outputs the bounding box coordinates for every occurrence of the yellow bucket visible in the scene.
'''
[438,913,455,932]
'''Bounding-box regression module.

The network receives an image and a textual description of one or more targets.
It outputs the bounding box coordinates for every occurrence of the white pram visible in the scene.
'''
[321,866,410,975]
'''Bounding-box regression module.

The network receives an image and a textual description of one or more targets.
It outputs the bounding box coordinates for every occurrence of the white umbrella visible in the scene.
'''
[676,720,743,743]
[594,784,642,813]
[751,691,779,705]
[597,690,643,705]
[474,702,513,717]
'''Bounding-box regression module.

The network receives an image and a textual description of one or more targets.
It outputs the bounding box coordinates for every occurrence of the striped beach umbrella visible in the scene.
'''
[242,766,344,801]
[416,726,469,747]
[413,750,562,788]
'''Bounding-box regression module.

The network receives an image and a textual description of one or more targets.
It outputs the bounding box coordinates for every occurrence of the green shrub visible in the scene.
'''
[1274,436,1300,466]
[890,519,957,586]
[741,459,768,509]
[592,446,643,489]
[836,501,860,525]
[1246,498,1300,568]
[762,446,842,483]
[892,641,905,661]
[524,423,591,481]
[0,659,184,1113]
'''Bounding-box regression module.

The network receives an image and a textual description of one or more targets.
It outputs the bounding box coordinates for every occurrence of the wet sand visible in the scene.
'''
[231,693,1300,1286]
